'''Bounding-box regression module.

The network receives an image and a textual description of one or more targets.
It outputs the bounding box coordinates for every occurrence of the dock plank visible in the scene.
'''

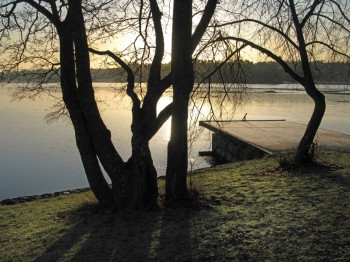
[200,120,350,154]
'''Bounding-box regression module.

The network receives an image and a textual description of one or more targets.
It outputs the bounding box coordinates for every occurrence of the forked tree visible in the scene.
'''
[2,0,244,208]
[89,0,250,201]
[88,0,224,203]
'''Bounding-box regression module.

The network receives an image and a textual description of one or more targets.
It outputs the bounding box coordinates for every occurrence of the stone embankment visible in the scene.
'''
[0,187,91,205]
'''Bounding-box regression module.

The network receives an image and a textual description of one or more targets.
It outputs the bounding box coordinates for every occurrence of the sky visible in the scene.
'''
[2,0,348,71]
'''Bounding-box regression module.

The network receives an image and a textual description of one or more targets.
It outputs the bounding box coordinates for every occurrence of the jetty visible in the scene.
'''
[199,120,350,163]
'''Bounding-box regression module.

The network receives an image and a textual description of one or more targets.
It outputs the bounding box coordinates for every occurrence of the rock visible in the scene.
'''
[1,199,16,205]
[0,187,92,206]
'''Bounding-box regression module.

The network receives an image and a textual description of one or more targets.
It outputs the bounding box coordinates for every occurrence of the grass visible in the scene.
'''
[1,150,350,261]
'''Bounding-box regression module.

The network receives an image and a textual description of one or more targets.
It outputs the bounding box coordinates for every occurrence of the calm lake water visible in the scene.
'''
[0,83,349,200]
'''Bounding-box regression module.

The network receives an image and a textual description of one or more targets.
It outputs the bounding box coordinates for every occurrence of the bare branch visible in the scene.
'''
[148,102,172,140]
[23,0,59,26]
[217,35,304,83]
[148,0,164,86]
[88,47,140,108]
[306,40,350,60]
[300,0,322,28]
[329,0,350,25]
[214,18,299,50]
[191,0,218,53]
[197,43,247,85]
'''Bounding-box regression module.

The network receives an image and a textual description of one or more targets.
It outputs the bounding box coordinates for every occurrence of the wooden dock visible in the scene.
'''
[199,120,350,163]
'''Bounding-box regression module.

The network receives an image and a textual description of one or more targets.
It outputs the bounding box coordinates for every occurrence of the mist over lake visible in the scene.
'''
[0,83,349,200]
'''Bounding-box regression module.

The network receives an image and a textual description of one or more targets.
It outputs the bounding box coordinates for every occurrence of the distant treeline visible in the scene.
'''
[241,61,350,84]
[196,61,350,84]
[91,61,350,84]
[2,61,349,85]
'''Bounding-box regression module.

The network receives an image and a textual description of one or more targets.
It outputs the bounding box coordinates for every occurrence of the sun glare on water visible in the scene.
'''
[156,96,172,141]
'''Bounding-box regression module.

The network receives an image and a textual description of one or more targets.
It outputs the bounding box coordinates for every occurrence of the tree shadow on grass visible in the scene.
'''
[34,203,205,261]
[155,206,197,261]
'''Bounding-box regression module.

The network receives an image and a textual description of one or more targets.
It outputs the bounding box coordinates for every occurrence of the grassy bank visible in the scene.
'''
[1,151,350,261]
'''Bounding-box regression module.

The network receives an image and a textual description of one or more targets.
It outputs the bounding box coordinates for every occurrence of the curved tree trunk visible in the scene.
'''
[55,1,128,209]
[59,31,114,208]
[289,0,326,165]
[63,1,160,209]
[61,0,161,210]
[295,83,326,163]
[68,0,128,209]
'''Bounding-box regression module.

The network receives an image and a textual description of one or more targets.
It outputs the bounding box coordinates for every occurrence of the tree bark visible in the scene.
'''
[88,49,161,209]
[73,0,161,208]
[68,0,128,209]
[166,92,191,201]
[58,29,114,208]
[126,134,158,208]
[295,82,326,163]
[166,0,194,201]
[289,0,326,164]
[7,0,198,210]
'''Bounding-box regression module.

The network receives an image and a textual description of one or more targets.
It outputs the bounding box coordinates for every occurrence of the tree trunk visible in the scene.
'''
[295,83,326,163]
[289,0,327,164]
[59,31,114,208]
[68,0,128,209]
[166,93,191,201]
[126,135,158,208]
[58,0,162,209]
[166,0,194,202]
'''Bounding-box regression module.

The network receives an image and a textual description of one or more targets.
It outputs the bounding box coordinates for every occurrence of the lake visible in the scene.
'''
[0,83,349,200]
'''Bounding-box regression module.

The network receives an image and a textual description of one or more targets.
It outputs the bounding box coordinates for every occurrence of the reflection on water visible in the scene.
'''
[0,83,349,200]
[156,96,172,142]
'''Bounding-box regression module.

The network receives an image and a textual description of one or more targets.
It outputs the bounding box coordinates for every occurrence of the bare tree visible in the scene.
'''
[1,0,247,207]
[214,0,350,164]
[1,0,133,209]
[90,0,222,202]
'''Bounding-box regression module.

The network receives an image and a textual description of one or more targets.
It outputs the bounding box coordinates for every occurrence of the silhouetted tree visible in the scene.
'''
[2,0,244,207]
[216,0,350,164]
[89,0,221,203]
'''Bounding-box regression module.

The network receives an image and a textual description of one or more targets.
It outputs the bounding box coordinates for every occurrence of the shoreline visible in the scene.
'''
[2,148,349,206]
[0,187,91,206]
[1,177,168,206]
